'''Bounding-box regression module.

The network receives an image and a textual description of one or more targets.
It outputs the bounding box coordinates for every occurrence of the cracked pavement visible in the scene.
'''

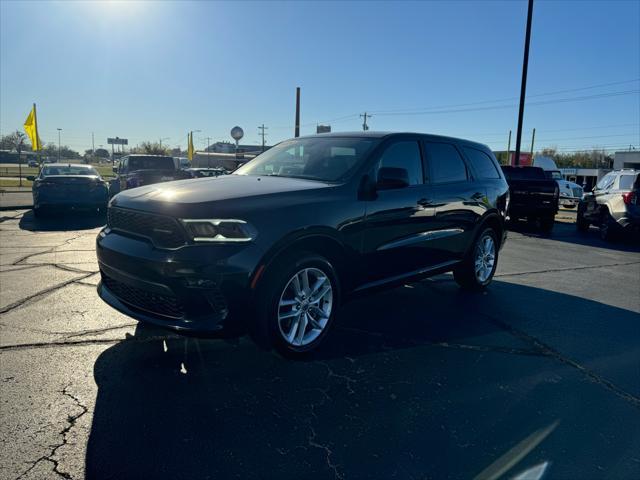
[1,210,639,479]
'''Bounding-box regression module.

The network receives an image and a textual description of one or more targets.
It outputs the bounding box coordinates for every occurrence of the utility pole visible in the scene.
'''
[294,87,301,138]
[360,112,372,131]
[206,136,211,152]
[529,128,536,157]
[91,132,95,160]
[57,128,62,162]
[514,0,534,167]
[258,124,268,152]
[506,130,512,165]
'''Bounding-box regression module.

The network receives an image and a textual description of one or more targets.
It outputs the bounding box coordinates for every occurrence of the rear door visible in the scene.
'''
[362,138,441,283]
[421,141,487,260]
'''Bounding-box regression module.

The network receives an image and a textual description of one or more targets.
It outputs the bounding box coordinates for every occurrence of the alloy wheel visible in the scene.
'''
[277,267,333,347]
[474,234,496,283]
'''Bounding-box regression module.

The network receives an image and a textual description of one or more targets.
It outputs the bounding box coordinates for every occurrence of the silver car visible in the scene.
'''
[577,169,640,240]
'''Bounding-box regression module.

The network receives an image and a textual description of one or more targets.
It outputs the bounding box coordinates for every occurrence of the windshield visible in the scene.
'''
[128,156,175,171]
[42,165,99,177]
[234,137,376,181]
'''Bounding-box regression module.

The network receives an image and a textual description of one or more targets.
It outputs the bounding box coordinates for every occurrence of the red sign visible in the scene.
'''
[509,152,533,166]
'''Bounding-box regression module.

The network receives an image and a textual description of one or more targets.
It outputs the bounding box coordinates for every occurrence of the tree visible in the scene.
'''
[95,148,110,159]
[131,141,169,155]
[0,131,30,151]
[41,143,81,160]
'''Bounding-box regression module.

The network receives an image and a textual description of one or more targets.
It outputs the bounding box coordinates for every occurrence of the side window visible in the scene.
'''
[596,173,614,190]
[377,141,423,186]
[121,157,128,173]
[617,174,636,190]
[423,142,467,184]
[463,147,501,179]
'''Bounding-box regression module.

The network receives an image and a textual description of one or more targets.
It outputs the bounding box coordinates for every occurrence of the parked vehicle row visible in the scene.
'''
[96,132,509,355]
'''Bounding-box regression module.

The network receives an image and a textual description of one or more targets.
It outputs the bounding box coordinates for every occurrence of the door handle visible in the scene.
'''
[417,198,433,207]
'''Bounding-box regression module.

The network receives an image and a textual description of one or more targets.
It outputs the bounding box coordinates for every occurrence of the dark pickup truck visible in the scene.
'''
[501,166,559,232]
[111,154,188,194]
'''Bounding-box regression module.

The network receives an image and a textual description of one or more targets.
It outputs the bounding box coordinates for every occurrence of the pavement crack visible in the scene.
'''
[481,312,640,409]
[0,334,177,351]
[14,385,88,480]
[63,324,137,339]
[495,261,640,278]
[0,272,95,314]
[308,426,344,480]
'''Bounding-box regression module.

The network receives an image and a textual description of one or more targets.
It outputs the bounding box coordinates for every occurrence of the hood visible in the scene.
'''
[111,174,334,214]
[556,179,582,189]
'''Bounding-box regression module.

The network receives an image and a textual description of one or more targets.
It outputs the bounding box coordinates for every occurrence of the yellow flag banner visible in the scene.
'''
[23,104,42,151]
[187,131,194,161]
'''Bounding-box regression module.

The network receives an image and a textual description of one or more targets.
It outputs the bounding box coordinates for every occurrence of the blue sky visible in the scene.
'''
[1,0,638,153]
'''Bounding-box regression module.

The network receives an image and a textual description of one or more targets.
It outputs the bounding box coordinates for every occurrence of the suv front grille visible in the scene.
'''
[107,207,186,248]
[101,272,185,319]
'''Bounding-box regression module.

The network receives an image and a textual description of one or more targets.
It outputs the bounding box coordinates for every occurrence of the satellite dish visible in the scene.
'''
[230,126,244,142]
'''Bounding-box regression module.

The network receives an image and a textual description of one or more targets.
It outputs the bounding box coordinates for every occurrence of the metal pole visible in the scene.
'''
[514,0,534,167]
[506,130,512,165]
[294,87,300,138]
[529,128,536,158]
[91,132,95,163]
[18,145,22,187]
[57,128,62,162]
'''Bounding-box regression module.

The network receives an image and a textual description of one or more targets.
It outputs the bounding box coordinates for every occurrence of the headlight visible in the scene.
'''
[181,219,256,243]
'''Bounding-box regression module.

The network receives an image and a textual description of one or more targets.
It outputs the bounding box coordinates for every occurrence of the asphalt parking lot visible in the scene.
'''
[1,210,639,480]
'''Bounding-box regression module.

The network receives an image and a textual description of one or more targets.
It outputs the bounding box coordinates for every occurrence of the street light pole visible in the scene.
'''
[57,128,62,162]
[514,0,534,167]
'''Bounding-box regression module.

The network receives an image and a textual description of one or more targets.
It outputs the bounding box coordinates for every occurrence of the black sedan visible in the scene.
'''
[29,163,109,217]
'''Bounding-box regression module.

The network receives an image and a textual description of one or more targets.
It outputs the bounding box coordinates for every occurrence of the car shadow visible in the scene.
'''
[85,278,640,479]
[508,219,640,252]
[18,209,106,232]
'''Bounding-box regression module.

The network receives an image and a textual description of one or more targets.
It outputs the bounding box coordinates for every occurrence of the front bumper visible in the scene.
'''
[96,228,262,333]
[559,196,579,208]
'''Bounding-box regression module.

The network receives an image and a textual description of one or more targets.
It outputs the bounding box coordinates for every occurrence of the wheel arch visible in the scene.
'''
[250,228,354,294]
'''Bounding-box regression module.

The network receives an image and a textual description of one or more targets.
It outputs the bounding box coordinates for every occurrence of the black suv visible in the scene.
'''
[97,132,509,354]
[112,154,186,193]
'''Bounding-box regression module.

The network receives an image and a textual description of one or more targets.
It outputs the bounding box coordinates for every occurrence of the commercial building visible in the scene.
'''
[613,151,640,170]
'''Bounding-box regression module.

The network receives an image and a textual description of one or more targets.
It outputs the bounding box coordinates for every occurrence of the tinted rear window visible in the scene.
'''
[42,165,99,177]
[423,142,467,183]
[463,147,500,179]
[618,174,638,190]
[128,156,175,171]
[501,166,546,180]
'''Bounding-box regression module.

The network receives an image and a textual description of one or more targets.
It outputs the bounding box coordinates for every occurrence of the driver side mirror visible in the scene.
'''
[112,166,118,173]
[377,167,410,190]
[26,175,35,182]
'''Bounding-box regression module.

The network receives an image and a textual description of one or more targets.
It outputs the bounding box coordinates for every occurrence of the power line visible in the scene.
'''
[369,78,639,115]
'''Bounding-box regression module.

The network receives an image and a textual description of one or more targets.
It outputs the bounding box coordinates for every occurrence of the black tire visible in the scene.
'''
[453,227,499,291]
[539,214,555,233]
[576,210,589,232]
[251,252,341,356]
[599,211,618,241]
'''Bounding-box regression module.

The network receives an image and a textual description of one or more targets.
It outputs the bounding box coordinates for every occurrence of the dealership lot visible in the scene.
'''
[0,210,639,479]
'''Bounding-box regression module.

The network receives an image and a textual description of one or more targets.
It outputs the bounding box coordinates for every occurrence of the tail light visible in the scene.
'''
[622,191,636,205]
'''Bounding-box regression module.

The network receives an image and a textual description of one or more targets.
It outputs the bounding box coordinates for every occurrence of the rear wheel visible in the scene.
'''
[252,252,340,356]
[599,211,618,241]
[454,228,498,291]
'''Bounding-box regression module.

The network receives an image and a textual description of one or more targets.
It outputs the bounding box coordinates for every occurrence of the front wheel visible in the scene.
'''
[454,228,498,291]
[539,214,555,233]
[576,210,589,232]
[252,253,340,356]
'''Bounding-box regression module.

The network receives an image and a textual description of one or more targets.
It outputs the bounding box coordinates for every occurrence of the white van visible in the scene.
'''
[533,156,584,208]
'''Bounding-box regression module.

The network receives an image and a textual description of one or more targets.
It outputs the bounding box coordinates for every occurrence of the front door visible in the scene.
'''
[362,139,442,283]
